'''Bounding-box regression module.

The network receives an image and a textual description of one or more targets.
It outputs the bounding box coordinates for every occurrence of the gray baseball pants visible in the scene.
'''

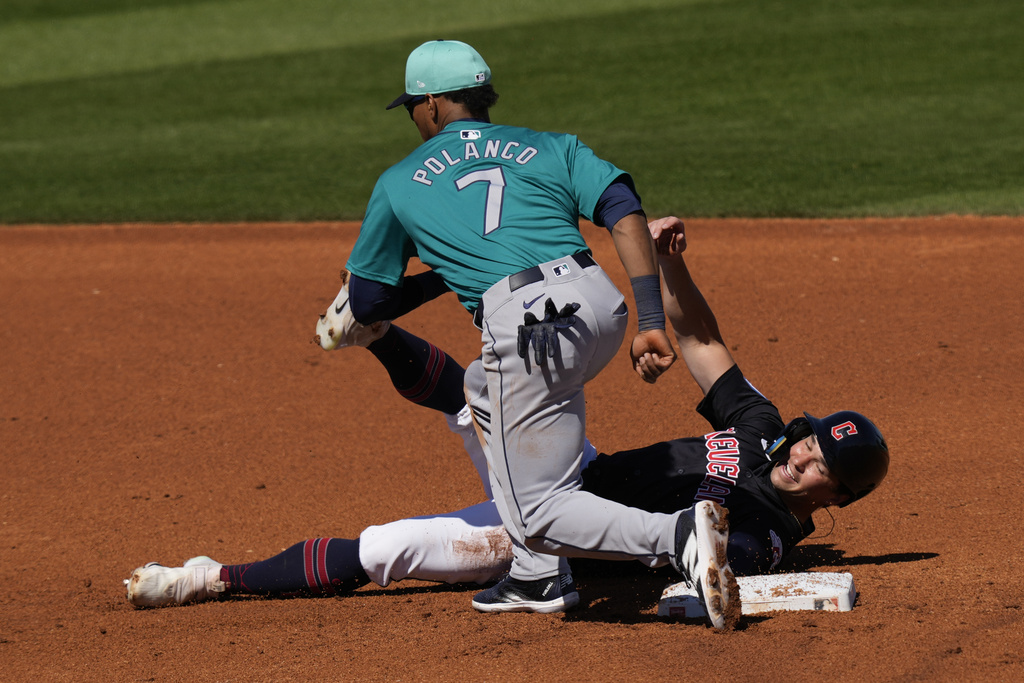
[465,253,681,581]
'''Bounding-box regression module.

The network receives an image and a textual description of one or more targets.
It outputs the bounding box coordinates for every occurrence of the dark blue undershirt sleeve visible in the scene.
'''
[348,271,449,324]
[593,177,645,230]
[727,531,773,577]
[594,177,662,330]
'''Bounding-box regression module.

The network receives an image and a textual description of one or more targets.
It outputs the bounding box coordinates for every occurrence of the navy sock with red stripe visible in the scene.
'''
[221,538,369,596]
[367,326,466,415]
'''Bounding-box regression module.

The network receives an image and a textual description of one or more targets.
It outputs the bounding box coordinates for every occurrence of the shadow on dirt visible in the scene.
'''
[784,544,939,571]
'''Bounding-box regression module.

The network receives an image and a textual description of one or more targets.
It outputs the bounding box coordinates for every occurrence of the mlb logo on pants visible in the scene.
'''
[552,263,571,277]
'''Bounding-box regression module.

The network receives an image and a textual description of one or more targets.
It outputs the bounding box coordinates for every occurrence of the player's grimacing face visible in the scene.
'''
[770,434,844,506]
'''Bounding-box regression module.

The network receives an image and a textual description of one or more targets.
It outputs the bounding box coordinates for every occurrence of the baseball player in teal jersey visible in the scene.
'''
[351,116,626,310]
[341,40,742,624]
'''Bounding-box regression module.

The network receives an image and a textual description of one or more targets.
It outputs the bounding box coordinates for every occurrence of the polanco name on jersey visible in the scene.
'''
[412,136,539,186]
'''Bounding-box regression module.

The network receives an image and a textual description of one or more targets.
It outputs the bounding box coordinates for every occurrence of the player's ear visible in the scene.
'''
[425,94,439,121]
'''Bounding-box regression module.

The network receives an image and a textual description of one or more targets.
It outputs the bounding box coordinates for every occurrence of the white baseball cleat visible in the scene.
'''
[314,270,391,350]
[125,556,226,608]
[671,501,741,630]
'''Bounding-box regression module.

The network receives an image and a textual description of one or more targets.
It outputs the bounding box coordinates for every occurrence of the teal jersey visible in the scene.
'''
[346,120,629,310]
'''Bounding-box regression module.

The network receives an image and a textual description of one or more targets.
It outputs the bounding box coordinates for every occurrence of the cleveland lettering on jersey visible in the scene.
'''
[695,428,741,505]
[411,139,540,186]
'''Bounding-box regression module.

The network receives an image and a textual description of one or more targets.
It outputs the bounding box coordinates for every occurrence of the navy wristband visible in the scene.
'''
[629,274,665,331]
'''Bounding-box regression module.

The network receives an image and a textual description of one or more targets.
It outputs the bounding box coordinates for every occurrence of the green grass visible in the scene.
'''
[1,0,1021,222]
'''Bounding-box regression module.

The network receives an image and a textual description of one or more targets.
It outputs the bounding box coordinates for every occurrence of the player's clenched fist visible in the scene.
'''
[630,328,676,383]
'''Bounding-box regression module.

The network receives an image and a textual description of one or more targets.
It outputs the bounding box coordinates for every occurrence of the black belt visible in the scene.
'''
[472,252,596,328]
[507,252,596,291]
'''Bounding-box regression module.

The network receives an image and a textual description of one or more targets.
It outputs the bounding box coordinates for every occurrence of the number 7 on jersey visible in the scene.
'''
[455,166,507,235]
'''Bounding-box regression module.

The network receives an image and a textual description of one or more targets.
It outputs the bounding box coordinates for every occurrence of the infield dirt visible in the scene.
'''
[2,218,1021,681]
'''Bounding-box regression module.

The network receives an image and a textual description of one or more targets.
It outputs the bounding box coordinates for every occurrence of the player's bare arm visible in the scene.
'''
[609,212,677,383]
[649,216,736,395]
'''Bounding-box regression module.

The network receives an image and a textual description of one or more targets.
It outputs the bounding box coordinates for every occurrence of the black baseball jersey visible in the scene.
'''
[581,364,813,575]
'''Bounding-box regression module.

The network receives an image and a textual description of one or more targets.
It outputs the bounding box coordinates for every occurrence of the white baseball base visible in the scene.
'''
[658,572,856,619]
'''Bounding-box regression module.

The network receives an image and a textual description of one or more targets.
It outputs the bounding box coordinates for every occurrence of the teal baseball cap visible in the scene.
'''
[386,40,491,110]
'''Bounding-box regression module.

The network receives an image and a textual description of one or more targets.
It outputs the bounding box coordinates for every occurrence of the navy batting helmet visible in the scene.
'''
[766,411,889,507]
[804,411,889,507]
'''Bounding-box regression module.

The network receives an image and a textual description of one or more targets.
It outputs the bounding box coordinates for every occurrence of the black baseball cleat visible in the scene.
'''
[471,573,579,613]
[670,501,741,630]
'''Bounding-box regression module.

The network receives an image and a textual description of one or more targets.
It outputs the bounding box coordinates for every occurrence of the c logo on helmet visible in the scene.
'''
[831,421,858,440]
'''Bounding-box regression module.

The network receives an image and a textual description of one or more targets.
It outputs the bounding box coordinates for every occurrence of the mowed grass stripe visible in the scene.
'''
[0,0,704,88]
[1,0,1020,222]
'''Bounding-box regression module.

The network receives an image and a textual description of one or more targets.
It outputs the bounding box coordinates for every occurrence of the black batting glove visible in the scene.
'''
[517,298,581,363]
